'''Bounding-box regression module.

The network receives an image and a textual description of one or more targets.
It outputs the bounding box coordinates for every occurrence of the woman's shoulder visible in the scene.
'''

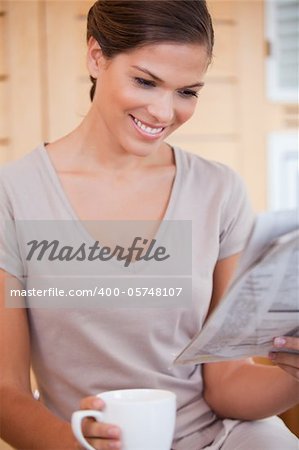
[174,146,244,188]
[0,144,47,210]
[0,145,43,181]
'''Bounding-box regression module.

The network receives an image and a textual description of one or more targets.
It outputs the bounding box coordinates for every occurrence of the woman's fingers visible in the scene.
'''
[83,437,121,449]
[269,351,299,368]
[272,336,299,352]
[76,396,121,449]
[82,417,121,440]
[269,336,299,380]
[77,418,121,449]
[80,396,105,410]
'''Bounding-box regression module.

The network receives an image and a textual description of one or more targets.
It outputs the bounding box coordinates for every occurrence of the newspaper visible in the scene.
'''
[174,209,299,365]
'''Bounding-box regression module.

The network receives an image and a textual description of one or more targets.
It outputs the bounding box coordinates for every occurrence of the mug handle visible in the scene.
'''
[71,409,104,450]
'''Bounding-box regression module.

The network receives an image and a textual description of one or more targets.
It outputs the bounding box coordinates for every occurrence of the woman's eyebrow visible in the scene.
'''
[131,65,163,81]
[131,65,205,88]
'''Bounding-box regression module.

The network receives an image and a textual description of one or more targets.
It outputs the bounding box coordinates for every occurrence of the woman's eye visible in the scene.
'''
[134,77,156,88]
[178,89,199,99]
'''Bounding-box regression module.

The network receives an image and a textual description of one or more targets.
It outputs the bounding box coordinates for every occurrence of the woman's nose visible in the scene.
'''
[147,93,174,125]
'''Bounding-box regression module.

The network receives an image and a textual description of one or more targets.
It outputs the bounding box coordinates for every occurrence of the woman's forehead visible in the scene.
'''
[112,42,209,80]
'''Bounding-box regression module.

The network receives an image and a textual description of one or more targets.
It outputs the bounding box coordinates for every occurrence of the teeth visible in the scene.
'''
[133,117,163,135]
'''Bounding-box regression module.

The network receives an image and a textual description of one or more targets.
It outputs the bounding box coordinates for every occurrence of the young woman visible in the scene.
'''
[0,1,298,449]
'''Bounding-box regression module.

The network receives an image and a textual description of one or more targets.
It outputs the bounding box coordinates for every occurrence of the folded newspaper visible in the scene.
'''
[174,209,299,365]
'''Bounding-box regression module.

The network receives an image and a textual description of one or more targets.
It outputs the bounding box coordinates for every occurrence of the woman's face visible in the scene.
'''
[88,40,209,157]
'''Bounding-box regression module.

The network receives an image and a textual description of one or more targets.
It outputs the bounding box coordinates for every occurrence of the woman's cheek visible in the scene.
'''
[178,102,198,126]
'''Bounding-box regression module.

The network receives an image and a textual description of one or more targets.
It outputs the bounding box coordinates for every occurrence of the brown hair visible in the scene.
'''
[87,0,214,101]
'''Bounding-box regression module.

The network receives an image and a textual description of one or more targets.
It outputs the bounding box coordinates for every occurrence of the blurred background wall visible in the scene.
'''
[0,0,298,211]
[0,0,298,448]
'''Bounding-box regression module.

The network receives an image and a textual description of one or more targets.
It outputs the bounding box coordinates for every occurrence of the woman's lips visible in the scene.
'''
[130,114,165,139]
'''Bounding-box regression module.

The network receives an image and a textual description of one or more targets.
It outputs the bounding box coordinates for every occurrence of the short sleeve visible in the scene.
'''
[218,170,254,260]
[0,174,25,283]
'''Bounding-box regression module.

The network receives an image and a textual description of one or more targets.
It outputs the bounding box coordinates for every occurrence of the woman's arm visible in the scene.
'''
[0,269,76,449]
[203,357,298,420]
[202,256,299,421]
[0,270,122,449]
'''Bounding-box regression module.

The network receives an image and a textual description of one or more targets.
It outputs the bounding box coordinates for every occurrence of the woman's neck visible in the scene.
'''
[47,107,172,173]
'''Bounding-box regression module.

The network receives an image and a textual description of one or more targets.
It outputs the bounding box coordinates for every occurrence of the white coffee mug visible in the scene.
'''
[71,388,176,450]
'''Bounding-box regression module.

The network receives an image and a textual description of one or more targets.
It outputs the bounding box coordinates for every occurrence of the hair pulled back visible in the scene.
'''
[87,0,214,101]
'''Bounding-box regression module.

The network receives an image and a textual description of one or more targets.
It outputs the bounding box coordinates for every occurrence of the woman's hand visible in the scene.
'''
[269,336,299,381]
[75,396,121,450]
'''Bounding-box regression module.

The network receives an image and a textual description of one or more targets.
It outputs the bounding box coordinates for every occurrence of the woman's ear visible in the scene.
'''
[86,36,105,79]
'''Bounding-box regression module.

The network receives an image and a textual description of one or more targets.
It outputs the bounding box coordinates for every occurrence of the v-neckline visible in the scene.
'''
[38,143,182,270]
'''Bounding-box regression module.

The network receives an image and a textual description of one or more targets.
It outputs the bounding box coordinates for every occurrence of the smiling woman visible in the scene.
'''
[87,41,208,158]
[0,1,298,450]
[83,0,212,162]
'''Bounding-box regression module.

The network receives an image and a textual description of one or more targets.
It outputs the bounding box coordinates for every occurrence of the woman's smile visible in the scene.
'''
[129,114,165,139]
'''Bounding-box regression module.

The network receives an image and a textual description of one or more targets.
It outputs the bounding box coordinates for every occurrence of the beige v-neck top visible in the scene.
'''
[0,145,253,449]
